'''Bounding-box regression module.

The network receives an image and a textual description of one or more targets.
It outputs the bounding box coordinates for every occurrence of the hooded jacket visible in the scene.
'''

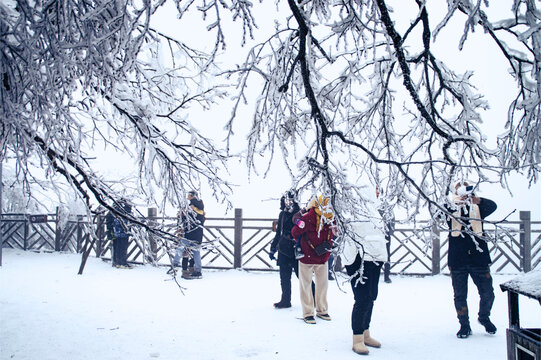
[340,189,389,266]
[341,219,388,265]
[270,201,300,262]
[182,198,205,243]
[291,207,333,265]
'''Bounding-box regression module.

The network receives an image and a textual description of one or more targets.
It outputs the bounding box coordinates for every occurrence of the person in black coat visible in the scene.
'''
[446,181,497,339]
[172,190,205,279]
[106,200,133,269]
[269,191,300,308]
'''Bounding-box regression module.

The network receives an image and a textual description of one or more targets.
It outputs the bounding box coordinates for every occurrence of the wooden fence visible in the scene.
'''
[1,208,539,274]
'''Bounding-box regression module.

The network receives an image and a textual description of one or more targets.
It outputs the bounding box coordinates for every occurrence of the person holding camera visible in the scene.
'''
[446,181,497,339]
[269,190,301,309]
[291,195,335,324]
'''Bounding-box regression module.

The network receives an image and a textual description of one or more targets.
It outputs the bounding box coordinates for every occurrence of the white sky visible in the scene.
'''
[144,1,541,221]
[5,1,538,222]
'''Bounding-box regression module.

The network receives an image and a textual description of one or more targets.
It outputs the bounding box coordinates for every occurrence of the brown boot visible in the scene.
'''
[181,270,192,279]
[363,330,381,348]
[352,334,369,355]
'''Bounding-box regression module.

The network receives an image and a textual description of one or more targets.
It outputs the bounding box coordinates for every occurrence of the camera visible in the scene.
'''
[457,185,474,197]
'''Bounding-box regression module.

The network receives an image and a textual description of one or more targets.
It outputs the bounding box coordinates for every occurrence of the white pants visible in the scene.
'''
[298,261,329,318]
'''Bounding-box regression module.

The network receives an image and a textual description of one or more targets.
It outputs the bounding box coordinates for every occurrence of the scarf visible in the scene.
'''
[451,195,482,237]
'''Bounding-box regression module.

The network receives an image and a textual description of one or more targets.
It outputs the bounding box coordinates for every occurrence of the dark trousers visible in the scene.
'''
[113,236,129,266]
[383,235,391,280]
[450,265,495,324]
[348,260,382,335]
[278,258,298,304]
[278,257,314,304]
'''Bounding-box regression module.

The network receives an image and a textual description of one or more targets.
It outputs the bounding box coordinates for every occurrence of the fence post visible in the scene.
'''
[24,215,28,250]
[519,211,532,273]
[147,208,158,264]
[76,215,83,253]
[234,208,243,269]
[96,212,104,257]
[431,223,441,275]
[55,207,61,251]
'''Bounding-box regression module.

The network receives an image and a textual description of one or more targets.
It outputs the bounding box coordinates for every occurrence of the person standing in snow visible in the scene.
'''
[168,211,195,279]
[445,181,497,339]
[172,190,206,279]
[340,188,387,355]
[107,200,133,269]
[269,190,301,308]
[376,186,395,283]
[291,195,334,324]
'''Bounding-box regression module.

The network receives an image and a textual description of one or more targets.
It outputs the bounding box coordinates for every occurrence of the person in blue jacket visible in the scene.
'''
[107,200,133,269]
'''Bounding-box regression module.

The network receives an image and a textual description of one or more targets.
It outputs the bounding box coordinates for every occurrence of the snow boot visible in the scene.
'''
[273,301,291,309]
[363,330,381,348]
[478,317,497,334]
[303,316,316,324]
[457,324,472,338]
[457,314,472,338]
[190,271,203,279]
[352,334,369,355]
[181,270,192,279]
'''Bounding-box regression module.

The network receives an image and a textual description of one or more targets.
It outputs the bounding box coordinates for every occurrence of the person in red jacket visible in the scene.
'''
[291,195,335,324]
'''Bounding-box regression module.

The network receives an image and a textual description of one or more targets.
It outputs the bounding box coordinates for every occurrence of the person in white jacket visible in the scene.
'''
[340,189,389,355]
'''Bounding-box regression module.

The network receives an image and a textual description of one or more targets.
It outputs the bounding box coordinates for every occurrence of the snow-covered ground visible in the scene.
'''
[1,249,539,360]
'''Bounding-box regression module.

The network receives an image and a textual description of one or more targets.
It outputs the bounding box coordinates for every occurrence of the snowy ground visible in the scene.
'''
[1,249,539,360]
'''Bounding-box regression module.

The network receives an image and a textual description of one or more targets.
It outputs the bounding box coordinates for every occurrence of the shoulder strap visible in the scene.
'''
[303,227,332,250]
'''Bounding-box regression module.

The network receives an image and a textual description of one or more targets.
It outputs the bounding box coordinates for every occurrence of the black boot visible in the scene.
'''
[457,315,471,339]
[478,317,497,334]
[273,301,291,309]
[457,323,472,338]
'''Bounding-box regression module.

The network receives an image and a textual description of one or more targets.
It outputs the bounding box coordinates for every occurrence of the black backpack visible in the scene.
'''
[105,212,115,239]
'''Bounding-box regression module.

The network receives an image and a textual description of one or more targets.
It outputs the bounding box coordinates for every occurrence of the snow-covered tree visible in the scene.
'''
[1,0,539,238]
[221,0,540,228]
[0,0,234,230]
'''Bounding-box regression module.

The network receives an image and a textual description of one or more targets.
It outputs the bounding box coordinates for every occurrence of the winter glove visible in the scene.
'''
[269,251,276,261]
[296,219,305,229]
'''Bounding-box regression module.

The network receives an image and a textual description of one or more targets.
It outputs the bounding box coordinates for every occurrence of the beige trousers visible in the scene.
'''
[298,261,329,318]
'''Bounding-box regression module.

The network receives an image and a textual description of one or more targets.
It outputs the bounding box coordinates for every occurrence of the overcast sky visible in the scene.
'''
[142,1,541,221]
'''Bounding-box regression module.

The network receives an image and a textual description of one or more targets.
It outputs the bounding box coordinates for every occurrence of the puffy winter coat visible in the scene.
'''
[291,208,333,264]
[181,198,205,243]
[270,203,300,264]
[446,197,496,269]
[341,218,388,266]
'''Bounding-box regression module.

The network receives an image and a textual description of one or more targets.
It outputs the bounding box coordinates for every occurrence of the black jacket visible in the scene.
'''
[447,197,497,269]
[270,203,300,264]
[182,198,205,243]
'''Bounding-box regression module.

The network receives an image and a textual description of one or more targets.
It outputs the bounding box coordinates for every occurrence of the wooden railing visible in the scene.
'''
[1,208,539,274]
